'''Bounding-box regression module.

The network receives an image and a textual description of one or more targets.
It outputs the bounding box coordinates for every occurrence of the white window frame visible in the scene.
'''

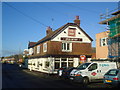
[100,37,108,46]
[37,45,40,54]
[62,42,72,52]
[43,43,47,52]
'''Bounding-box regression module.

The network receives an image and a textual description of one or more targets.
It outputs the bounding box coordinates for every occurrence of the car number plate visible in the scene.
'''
[105,80,112,82]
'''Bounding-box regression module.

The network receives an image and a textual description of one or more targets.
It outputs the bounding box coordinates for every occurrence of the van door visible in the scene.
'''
[87,63,100,80]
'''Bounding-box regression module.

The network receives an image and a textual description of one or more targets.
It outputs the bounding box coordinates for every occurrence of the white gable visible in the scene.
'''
[51,26,91,43]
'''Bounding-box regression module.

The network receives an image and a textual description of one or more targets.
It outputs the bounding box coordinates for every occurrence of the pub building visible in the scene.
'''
[28,16,93,74]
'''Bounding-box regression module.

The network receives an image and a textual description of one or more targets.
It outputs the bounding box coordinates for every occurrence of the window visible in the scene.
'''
[88,63,97,71]
[37,45,40,54]
[68,58,73,67]
[54,58,74,69]
[77,63,91,70]
[55,62,60,69]
[43,43,47,52]
[105,70,118,76]
[61,58,67,67]
[45,61,49,68]
[62,42,72,52]
[100,37,108,46]
[55,58,60,69]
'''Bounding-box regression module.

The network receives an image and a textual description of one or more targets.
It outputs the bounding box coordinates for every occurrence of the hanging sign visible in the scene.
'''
[68,28,76,36]
[80,55,86,63]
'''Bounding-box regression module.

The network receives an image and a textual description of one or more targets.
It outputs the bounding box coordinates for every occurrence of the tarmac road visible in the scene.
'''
[2,64,82,89]
[2,63,114,89]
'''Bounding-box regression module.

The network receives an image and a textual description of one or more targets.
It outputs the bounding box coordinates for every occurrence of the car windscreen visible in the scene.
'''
[105,70,119,76]
[76,63,91,70]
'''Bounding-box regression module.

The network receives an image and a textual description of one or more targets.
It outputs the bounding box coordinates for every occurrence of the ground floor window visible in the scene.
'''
[54,58,74,69]
[55,62,60,69]
[68,62,73,67]
[61,62,67,67]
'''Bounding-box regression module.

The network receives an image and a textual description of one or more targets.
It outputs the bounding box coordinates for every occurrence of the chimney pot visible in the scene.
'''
[74,16,80,26]
[76,16,79,20]
[46,26,52,35]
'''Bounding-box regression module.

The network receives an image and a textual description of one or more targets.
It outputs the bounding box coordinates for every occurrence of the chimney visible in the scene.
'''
[74,16,80,26]
[46,26,53,35]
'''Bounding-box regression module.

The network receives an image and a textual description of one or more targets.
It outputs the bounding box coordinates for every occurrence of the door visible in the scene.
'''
[87,63,100,80]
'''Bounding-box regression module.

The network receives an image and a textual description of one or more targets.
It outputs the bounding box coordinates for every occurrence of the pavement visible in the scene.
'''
[22,68,60,80]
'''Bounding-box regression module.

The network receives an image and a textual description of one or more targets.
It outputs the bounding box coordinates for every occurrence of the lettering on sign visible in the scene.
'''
[99,64,109,67]
[61,37,82,41]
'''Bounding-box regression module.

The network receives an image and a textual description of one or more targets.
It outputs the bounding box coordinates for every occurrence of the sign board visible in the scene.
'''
[61,37,82,41]
[80,55,86,63]
[68,28,76,36]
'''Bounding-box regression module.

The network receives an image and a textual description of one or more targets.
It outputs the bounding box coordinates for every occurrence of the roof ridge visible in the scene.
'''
[28,22,93,48]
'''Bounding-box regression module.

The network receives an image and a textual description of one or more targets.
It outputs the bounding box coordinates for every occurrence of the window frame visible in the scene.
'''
[100,37,108,47]
[43,43,47,52]
[37,45,40,54]
[62,42,72,52]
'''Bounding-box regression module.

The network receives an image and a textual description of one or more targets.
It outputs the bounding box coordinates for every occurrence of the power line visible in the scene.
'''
[4,2,48,27]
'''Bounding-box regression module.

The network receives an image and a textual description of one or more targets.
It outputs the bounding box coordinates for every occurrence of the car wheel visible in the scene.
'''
[82,77,89,85]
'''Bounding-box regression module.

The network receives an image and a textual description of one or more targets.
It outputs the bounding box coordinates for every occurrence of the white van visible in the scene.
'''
[70,62,117,84]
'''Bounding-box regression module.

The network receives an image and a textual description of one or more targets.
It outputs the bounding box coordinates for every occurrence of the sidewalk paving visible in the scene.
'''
[22,68,60,80]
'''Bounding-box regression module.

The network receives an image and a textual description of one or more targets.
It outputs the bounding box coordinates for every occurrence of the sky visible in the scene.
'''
[1,1,119,57]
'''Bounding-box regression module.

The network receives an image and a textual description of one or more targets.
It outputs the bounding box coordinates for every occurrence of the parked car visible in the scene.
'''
[103,69,120,87]
[57,67,76,79]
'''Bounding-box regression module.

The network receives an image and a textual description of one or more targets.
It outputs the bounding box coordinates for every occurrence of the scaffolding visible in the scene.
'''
[108,16,120,57]
[99,8,120,68]
[109,18,120,38]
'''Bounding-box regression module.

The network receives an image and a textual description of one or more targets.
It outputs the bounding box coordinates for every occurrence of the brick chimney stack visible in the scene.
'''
[46,26,53,35]
[74,16,80,26]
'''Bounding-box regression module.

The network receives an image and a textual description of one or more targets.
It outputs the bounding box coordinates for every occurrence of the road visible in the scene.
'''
[2,64,114,89]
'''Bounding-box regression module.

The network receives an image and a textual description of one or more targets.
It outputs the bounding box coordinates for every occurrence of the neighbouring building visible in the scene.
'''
[96,31,109,59]
[27,16,93,74]
[23,49,29,55]
[2,57,15,64]
[99,10,120,59]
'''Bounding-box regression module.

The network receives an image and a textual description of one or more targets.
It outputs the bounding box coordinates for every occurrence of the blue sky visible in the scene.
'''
[2,2,118,57]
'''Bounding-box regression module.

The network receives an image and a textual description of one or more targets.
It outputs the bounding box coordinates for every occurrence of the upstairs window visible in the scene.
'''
[62,42,72,52]
[37,45,40,54]
[43,43,47,52]
[100,37,108,46]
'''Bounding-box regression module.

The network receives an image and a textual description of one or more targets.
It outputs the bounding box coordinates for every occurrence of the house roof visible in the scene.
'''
[28,42,37,48]
[28,23,93,48]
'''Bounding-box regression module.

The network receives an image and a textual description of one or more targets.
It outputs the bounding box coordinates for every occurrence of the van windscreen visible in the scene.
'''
[77,63,91,70]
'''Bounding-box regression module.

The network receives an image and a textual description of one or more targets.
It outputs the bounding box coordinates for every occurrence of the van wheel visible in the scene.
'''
[82,77,89,85]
